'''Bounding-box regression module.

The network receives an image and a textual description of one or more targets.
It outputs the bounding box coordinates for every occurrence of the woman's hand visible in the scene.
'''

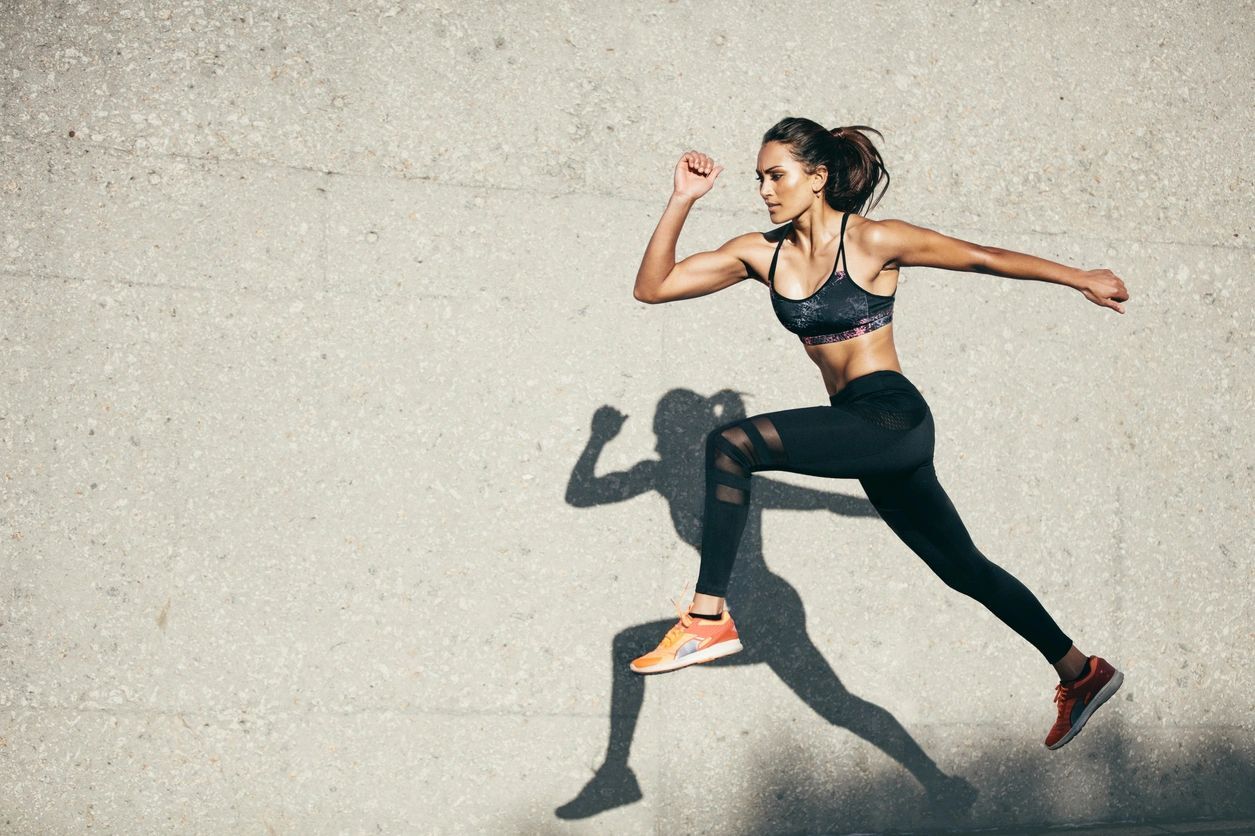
[673,150,724,200]
[1075,268,1130,314]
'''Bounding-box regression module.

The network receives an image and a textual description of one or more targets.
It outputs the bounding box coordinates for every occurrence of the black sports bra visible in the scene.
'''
[768,212,895,346]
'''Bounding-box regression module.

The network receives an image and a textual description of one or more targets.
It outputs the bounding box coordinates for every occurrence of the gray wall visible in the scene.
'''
[2,1,1251,833]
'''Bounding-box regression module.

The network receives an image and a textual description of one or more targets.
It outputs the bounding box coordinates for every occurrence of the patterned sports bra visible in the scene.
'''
[768,212,895,346]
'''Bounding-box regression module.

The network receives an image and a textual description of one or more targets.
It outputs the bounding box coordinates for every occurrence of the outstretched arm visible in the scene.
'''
[869,219,1130,314]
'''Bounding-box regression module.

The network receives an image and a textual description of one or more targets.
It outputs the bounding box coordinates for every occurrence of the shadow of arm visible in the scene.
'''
[753,476,880,518]
[566,458,659,507]
[567,408,658,507]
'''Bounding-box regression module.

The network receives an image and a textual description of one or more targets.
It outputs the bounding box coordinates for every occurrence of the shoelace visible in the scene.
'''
[1054,675,1086,709]
[657,585,695,649]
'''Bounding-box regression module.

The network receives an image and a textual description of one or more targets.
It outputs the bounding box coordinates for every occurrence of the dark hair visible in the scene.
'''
[761,117,890,215]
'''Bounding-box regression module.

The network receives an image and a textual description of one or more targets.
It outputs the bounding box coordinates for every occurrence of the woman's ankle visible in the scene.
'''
[1052,645,1088,682]
[690,591,725,615]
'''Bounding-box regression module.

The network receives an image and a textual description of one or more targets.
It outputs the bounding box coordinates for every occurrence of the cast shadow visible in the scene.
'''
[726,711,1255,832]
[554,387,978,822]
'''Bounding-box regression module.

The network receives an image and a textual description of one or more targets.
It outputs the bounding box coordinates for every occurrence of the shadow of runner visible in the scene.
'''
[555,389,977,821]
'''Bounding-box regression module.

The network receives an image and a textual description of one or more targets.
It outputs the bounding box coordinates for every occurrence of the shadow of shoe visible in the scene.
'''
[923,772,980,821]
[554,762,643,820]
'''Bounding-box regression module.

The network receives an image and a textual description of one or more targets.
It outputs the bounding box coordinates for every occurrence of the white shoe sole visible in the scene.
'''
[629,638,743,674]
[1046,669,1124,750]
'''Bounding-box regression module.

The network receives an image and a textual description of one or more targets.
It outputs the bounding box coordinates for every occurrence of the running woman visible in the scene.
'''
[629,118,1129,749]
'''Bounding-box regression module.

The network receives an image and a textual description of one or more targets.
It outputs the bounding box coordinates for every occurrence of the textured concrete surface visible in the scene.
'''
[2,1,1252,834]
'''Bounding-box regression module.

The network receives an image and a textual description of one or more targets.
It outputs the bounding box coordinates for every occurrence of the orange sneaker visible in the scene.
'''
[1045,655,1124,749]
[629,589,743,675]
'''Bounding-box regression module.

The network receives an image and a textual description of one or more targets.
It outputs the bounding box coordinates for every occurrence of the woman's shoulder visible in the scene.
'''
[719,227,787,256]
[727,226,790,286]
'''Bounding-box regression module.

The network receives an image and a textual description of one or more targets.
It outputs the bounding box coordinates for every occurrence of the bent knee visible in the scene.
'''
[938,555,997,595]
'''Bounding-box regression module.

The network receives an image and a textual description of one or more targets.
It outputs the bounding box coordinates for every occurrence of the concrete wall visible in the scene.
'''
[2,1,1251,833]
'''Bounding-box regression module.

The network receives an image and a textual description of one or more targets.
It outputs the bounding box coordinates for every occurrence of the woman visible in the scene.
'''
[628,118,1129,750]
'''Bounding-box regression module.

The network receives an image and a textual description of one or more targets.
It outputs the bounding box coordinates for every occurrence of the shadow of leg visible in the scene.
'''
[765,637,978,818]
[555,622,667,819]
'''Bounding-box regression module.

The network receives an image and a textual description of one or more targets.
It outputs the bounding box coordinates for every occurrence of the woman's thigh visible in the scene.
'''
[718,402,935,480]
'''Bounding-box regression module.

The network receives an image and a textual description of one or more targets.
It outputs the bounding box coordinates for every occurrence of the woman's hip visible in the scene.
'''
[829,369,927,408]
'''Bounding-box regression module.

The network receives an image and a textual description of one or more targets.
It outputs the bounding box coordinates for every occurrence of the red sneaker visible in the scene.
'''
[1045,655,1124,749]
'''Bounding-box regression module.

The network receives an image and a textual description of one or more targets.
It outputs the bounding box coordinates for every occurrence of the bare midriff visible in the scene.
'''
[803,323,903,397]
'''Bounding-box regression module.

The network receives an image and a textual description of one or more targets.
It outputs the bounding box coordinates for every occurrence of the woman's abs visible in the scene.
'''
[804,324,903,397]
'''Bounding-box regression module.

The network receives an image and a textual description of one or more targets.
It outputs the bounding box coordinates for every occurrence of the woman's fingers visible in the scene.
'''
[682,150,716,175]
[673,151,722,198]
[1079,268,1129,314]
[1105,272,1128,313]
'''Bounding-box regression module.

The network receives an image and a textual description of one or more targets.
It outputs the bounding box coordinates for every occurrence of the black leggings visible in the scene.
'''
[697,369,1073,664]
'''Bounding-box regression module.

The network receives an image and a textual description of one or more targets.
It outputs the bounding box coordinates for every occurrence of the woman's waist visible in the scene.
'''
[828,368,925,407]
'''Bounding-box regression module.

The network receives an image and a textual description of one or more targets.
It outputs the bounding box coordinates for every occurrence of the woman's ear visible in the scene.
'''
[812,164,828,194]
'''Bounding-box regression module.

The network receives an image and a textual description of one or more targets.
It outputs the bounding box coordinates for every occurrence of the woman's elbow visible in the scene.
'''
[969,245,1000,274]
[633,271,670,304]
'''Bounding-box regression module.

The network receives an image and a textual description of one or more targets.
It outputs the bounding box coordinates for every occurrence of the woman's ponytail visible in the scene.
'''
[827,125,890,215]
[762,117,891,215]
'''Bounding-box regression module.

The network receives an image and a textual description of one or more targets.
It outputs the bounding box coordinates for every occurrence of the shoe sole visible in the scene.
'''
[1046,669,1124,750]
[630,638,743,674]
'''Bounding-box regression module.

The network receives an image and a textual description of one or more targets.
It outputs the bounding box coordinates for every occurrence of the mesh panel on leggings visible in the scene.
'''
[840,389,929,431]
[712,416,784,505]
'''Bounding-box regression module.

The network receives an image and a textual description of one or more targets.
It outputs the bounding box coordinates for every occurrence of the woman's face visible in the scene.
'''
[755,141,822,220]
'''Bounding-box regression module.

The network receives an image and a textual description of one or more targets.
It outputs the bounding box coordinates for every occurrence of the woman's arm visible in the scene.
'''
[634,226,754,304]
[870,219,1130,313]
[634,150,750,304]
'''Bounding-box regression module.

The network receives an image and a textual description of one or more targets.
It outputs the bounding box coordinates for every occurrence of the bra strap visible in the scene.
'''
[836,211,850,276]
[767,234,785,288]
